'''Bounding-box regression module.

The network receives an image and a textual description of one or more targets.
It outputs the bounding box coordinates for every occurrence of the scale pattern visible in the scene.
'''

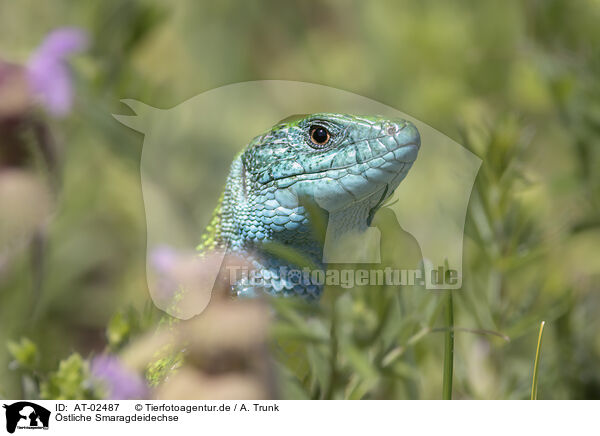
[199,113,421,299]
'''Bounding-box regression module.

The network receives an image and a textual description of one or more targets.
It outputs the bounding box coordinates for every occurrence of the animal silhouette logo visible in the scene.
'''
[114,81,481,316]
[2,402,50,434]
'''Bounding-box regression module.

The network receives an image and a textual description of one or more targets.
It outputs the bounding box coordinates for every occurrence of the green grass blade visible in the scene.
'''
[442,291,454,400]
[531,321,545,400]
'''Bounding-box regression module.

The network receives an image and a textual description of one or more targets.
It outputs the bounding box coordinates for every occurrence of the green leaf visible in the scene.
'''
[7,337,38,371]
[40,354,99,400]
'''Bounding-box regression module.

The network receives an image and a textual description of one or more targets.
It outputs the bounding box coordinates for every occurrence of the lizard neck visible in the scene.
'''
[215,157,387,299]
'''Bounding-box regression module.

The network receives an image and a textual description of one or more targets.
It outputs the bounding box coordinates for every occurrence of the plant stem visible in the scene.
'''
[531,321,545,400]
[442,291,454,400]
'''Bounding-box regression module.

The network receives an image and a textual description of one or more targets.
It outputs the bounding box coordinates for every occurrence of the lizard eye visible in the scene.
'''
[309,126,331,147]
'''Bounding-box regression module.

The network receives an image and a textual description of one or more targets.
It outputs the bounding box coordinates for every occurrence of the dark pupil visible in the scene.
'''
[312,127,328,143]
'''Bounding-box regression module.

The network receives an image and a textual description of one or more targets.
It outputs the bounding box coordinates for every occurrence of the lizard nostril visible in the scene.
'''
[383,122,399,135]
[383,120,406,136]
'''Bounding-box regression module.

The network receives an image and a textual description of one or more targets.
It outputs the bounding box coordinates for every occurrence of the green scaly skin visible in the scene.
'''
[200,113,420,300]
[147,113,420,386]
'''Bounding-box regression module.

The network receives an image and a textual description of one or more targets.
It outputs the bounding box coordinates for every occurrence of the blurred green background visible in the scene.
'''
[1,0,599,399]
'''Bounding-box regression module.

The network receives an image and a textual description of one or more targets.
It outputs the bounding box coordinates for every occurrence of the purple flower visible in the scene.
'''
[90,354,149,400]
[150,245,178,273]
[26,27,88,117]
[149,245,184,307]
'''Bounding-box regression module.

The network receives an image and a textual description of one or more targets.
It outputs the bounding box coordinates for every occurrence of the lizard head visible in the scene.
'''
[242,113,420,213]
[222,113,420,297]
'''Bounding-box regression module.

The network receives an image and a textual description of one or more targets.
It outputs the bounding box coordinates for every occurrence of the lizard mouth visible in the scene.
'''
[281,128,419,212]
[258,139,420,186]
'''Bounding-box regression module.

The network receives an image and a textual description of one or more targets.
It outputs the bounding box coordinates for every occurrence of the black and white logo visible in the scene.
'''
[2,402,50,434]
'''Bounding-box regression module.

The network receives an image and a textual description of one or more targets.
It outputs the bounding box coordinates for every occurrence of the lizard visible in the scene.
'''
[146,113,421,386]
[198,113,421,300]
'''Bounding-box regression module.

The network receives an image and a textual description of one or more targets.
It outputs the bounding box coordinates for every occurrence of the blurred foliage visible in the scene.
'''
[1,0,600,399]
[105,304,162,352]
[7,338,38,373]
[39,354,100,400]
